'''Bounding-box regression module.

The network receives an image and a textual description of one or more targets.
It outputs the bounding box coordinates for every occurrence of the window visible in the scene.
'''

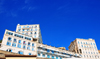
[6,42,11,46]
[22,33,24,34]
[17,44,21,48]
[32,43,34,46]
[31,29,33,31]
[23,41,26,44]
[18,40,21,43]
[94,46,97,49]
[86,52,87,54]
[35,29,37,31]
[75,54,77,56]
[14,34,23,38]
[60,57,62,59]
[27,29,29,31]
[79,49,82,53]
[96,52,98,54]
[27,26,29,28]
[23,26,25,28]
[47,55,50,58]
[23,29,25,31]
[18,51,23,54]
[12,43,16,47]
[84,55,85,57]
[94,43,95,45]
[30,32,32,34]
[81,42,82,44]
[94,52,95,54]
[8,37,11,41]
[18,29,21,32]
[25,37,31,40]
[56,56,58,59]
[6,49,12,52]
[91,43,92,45]
[34,36,36,38]
[19,26,21,28]
[32,48,34,51]
[6,32,13,35]
[38,53,40,56]
[47,49,50,52]
[26,33,28,35]
[84,46,86,48]
[91,52,92,54]
[35,25,37,28]
[81,45,83,47]
[28,42,30,46]
[51,50,54,54]
[52,56,54,59]
[42,54,45,57]
[13,39,17,42]
[23,46,26,49]
[27,47,30,50]
[34,32,36,34]
[88,52,90,54]
[78,41,79,44]
[29,53,32,55]
[86,42,87,44]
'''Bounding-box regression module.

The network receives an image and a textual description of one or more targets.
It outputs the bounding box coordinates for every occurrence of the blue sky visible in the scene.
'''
[0,0,100,50]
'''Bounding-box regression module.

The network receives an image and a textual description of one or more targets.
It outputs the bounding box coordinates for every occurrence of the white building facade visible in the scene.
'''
[16,24,42,43]
[0,29,37,55]
[0,24,81,59]
[69,38,100,59]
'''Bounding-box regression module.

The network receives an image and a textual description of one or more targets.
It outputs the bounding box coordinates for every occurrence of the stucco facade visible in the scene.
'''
[0,29,37,55]
[68,38,100,59]
[0,24,82,59]
[16,24,42,43]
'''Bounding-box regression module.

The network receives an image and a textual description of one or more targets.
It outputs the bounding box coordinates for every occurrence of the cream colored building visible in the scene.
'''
[0,29,37,55]
[0,24,81,59]
[68,38,100,59]
[16,24,42,43]
[37,43,81,59]
[0,29,81,59]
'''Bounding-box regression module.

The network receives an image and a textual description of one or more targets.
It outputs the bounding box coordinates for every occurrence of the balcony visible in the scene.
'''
[37,49,47,53]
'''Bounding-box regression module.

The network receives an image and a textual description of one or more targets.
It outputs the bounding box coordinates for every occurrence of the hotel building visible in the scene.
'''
[68,38,100,59]
[16,24,42,43]
[0,24,83,59]
[0,29,37,55]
